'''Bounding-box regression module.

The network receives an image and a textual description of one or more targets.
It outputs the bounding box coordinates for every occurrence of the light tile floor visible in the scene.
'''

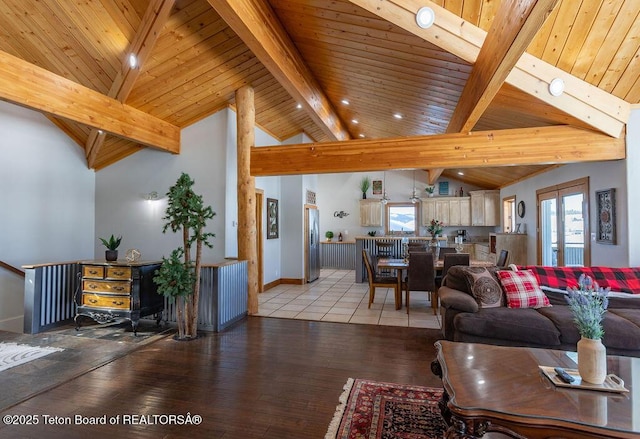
[257,269,442,329]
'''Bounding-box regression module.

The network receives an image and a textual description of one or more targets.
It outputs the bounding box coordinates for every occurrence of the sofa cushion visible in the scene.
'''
[462,267,504,308]
[605,310,640,350]
[442,266,472,294]
[536,306,581,345]
[454,308,561,346]
[497,270,551,309]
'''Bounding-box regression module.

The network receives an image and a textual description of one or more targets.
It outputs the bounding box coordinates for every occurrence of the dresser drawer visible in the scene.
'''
[82,265,105,279]
[106,266,132,280]
[83,280,131,294]
[82,294,130,310]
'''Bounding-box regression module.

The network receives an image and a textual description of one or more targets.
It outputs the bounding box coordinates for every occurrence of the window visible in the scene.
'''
[536,177,590,267]
[503,196,516,233]
[385,203,418,235]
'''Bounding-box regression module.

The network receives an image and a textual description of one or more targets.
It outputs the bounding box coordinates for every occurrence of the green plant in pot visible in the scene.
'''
[99,234,122,261]
[359,176,371,199]
[425,186,435,197]
[153,173,216,341]
[325,231,334,242]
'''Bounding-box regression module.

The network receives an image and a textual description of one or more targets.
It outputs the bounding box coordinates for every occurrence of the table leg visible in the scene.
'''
[395,268,403,310]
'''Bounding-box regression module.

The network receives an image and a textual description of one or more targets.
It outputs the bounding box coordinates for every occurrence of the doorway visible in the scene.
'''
[536,177,590,267]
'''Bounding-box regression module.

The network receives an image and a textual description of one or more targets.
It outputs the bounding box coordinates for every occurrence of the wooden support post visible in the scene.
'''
[236,85,258,315]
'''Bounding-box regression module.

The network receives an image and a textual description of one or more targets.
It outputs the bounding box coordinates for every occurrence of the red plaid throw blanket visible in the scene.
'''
[519,266,640,294]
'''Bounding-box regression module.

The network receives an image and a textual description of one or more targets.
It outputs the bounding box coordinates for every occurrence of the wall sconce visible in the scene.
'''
[144,191,159,203]
[334,210,350,218]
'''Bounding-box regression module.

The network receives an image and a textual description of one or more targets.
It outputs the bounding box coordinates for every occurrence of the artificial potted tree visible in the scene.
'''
[99,234,122,261]
[153,173,215,340]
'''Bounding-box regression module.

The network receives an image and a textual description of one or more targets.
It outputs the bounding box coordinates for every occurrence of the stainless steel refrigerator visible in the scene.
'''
[306,208,320,282]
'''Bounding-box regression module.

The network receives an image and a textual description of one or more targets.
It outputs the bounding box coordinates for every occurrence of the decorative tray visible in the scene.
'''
[539,366,628,393]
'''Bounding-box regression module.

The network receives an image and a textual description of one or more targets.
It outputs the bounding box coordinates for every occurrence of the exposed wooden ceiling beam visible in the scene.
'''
[86,0,176,168]
[447,0,559,134]
[0,50,180,153]
[207,0,351,141]
[347,0,630,138]
[251,126,625,176]
[427,169,443,184]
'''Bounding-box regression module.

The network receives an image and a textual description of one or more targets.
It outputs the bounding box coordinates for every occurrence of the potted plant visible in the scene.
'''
[425,186,435,197]
[359,176,371,199]
[99,234,122,261]
[325,231,334,242]
[153,173,216,340]
[565,274,610,384]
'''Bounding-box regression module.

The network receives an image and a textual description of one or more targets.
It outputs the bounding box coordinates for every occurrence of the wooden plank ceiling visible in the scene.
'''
[0,0,638,189]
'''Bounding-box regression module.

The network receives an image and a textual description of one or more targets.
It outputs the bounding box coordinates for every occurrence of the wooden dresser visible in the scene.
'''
[75,260,163,335]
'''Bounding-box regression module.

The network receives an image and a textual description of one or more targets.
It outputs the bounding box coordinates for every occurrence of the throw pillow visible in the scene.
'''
[462,267,504,308]
[497,270,552,309]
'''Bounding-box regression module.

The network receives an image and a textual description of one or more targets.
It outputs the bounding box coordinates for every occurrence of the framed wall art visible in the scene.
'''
[372,180,383,195]
[267,198,279,239]
[596,188,616,245]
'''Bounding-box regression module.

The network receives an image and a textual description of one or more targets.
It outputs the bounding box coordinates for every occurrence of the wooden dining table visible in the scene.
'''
[376,256,496,310]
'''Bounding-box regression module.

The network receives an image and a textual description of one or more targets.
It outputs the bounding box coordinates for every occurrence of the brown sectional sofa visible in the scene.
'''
[438,265,640,357]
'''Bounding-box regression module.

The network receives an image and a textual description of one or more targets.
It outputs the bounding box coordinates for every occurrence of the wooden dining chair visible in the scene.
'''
[408,242,428,253]
[497,249,509,267]
[362,249,398,308]
[438,246,456,261]
[404,251,435,315]
[375,241,395,275]
[436,252,470,288]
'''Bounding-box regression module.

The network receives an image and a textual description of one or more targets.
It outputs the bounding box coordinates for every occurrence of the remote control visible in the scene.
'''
[554,367,575,383]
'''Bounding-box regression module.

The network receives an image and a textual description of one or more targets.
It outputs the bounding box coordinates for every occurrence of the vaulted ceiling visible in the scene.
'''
[0,0,636,189]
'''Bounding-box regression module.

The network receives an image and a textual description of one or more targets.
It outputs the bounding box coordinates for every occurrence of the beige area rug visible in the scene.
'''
[0,342,63,372]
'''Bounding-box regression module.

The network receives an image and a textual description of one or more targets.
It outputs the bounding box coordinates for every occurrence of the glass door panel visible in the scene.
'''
[540,197,557,266]
[562,192,585,267]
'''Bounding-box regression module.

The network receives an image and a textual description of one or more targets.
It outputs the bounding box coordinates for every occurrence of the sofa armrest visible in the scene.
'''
[439,286,479,313]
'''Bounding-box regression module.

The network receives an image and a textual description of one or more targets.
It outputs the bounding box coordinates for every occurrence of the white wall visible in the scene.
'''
[0,101,95,332]
[501,160,629,266]
[95,110,230,263]
[627,108,640,266]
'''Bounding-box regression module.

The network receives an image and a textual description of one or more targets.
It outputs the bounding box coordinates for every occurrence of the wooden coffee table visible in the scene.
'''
[432,341,639,439]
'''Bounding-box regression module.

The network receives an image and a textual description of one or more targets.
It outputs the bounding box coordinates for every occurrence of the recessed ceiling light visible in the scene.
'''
[393,113,403,119]
[416,7,435,29]
[549,78,565,97]
[359,134,365,138]
[128,53,138,69]
[352,119,359,124]
[296,103,302,109]
[458,171,464,176]
[341,99,350,105]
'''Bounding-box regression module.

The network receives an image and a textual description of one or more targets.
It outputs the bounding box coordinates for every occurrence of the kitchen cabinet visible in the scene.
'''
[421,198,436,225]
[490,233,527,265]
[75,261,163,335]
[421,197,471,226]
[470,190,500,226]
[474,244,491,262]
[359,199,382,227]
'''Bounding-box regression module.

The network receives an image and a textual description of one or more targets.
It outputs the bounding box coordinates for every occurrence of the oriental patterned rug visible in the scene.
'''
[326,378,447,439]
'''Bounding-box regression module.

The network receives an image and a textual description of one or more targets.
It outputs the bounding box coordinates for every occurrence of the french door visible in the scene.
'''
[536,177,590,267]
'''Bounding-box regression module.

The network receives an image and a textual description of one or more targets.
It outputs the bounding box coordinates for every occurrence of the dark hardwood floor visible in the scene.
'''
[0,317,444,439]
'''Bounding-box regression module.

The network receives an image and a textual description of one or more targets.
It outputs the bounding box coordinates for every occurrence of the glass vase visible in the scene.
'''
[577,337,607,384]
